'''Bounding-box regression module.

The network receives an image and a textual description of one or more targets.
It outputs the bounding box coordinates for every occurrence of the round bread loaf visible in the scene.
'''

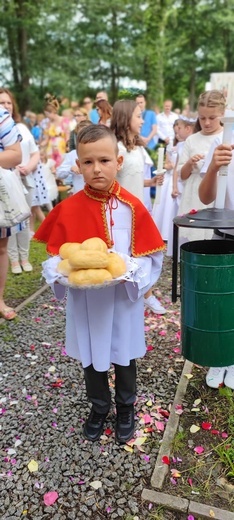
[68,268,112,285]
[107,252,127,278]
[80,237,108,253]
[57,259,73,276]
[68,250,108,269]
[59,242,81,259]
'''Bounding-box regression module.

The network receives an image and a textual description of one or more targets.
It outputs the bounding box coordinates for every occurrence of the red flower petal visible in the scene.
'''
[162,455,170,465]
[104,428,112,436]
[201,422,212,430]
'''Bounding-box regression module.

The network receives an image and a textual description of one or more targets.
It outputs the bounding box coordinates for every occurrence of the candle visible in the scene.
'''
[157,147,164,173]
[155,170,166,205]
[215,174,228,209]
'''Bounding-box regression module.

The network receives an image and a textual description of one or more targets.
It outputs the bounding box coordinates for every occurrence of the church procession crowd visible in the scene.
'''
[1,83,234,445]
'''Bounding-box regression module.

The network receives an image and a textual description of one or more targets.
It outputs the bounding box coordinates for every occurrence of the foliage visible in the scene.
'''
[1,0,234,111]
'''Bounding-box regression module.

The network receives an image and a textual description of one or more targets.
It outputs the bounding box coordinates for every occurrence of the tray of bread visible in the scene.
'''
[42,237,140,289]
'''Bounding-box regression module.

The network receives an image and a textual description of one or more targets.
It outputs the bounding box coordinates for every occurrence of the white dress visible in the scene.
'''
[152,144,178,241]
[17,123,49,207]
[166,141,185,256]
[116,143,145,203]
[41,159,58,202]
[52,201,163,372]
[178,131,222,242]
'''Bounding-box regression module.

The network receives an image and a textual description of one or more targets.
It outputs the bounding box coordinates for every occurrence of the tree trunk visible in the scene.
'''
[15,0,30,111]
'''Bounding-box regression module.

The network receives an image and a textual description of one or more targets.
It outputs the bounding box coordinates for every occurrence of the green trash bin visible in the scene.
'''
[181,239,234,367]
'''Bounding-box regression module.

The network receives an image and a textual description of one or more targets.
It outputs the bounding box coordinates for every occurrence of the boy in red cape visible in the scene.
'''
[34,125,164,443]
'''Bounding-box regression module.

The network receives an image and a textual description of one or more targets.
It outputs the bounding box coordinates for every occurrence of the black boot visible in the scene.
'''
[83,407,108,441]
[115,405,135,444]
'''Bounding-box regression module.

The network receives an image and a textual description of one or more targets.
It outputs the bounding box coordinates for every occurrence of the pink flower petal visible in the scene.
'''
[43,491,58,506]
[221,432,228,438]
[194,446,204,454]
[155,421,165,432]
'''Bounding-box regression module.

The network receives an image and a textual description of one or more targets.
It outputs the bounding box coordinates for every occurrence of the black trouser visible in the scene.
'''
[83,360,136,414]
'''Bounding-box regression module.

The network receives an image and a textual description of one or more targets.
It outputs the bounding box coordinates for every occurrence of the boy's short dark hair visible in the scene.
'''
[77,124,118,154]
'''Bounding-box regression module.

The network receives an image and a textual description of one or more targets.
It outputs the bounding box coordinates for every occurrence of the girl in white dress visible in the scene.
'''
[152,120,179,242]
[166,118,196,256]
[178,90,225,243]
[110,99,166,314]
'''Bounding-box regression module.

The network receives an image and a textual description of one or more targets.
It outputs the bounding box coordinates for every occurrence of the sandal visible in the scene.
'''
[0,307,17,320]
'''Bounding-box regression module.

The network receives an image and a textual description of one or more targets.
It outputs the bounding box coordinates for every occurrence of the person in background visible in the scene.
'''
[41,94,70,167]
[62,108,77,132]
[0,105,22,319]
[56,120,92,194]
[82,97,95,122]
[135,94,158,151]
[39,146,58,210]
[111,99,166,315]
[135,93,158,199]
[96,99,112,126]
[29,112,43,144]
[177,90,225,244]
[199,130,234,389]
[152,120,180,244]
[34,124,164,443]
[69,108,88,151]
[89,91,109,124]
[157,99,178,146]
[0,88,40,275]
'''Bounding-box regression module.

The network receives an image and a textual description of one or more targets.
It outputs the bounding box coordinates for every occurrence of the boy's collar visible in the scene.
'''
[84,181,121,201]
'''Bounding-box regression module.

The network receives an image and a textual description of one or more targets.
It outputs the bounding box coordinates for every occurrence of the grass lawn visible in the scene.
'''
[5,237,47,308]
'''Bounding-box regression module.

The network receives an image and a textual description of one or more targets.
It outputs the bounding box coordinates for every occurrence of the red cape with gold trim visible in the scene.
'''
[34,181,165,256]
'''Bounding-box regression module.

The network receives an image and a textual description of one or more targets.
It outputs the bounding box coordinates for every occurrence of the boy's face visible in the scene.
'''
[77,137,123,191]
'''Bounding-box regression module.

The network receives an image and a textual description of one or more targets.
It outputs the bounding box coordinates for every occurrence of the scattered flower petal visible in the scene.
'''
[155,421,165,432]
[162,455,170,465]
[43,491,58,505]
[171,468,181,478]
[27,460,38,472]
[194,446,204,454]
[201,422,212,430]
[190,425,200,433]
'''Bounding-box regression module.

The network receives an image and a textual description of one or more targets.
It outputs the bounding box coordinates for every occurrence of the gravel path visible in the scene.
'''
[0,257,183,519]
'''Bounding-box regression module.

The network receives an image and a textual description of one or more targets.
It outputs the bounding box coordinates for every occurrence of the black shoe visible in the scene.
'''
[83,408,108,441]
[115,405,135,444]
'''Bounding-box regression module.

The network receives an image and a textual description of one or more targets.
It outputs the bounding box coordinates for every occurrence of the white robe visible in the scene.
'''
[52,201,163,371]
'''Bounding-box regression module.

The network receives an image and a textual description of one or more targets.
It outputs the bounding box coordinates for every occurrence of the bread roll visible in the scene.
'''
[107,252,127,278]
[59,242,81,259]
[57,259,73,276]
[80,237,108,253]
[68,268,112,286]
[68,250,108,269]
